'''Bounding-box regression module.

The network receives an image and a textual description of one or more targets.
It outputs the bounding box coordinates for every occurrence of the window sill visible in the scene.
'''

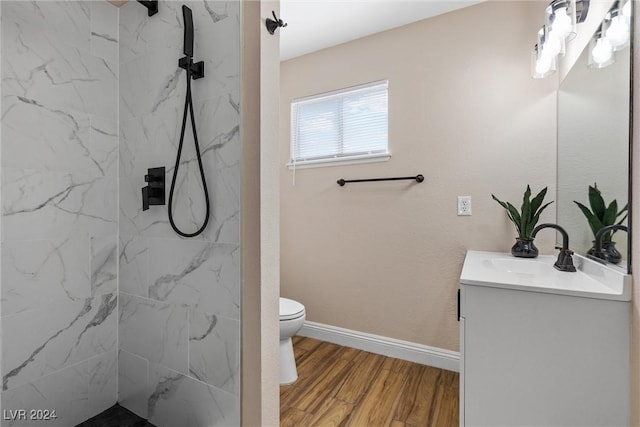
[286,154,391,170]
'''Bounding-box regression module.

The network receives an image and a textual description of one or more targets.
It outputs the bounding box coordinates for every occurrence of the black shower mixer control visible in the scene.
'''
[178,56,205,80]
[141,167,166,211]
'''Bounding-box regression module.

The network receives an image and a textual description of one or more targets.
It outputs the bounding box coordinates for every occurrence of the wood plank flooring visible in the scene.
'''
[280,337,459,427]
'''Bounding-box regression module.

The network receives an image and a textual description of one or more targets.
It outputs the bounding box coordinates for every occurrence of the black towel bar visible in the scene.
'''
[337,174,424,186]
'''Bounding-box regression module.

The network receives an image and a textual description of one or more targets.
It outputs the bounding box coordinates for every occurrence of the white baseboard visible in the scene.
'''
[298,321,460,372]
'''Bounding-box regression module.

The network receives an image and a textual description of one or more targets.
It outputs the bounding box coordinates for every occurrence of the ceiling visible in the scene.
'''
[279,0,485,61]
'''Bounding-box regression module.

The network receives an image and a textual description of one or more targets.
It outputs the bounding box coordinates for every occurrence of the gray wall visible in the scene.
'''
[117,1,241,425]
[1,2,119,425]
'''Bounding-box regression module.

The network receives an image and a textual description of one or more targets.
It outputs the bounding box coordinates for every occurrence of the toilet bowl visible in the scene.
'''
[279,297,306,384]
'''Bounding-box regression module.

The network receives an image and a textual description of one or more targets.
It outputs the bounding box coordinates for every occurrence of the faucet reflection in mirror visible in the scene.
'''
[532,0,590,78]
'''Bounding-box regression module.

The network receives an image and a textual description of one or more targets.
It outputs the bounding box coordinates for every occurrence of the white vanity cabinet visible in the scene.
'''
[459,251,631,427]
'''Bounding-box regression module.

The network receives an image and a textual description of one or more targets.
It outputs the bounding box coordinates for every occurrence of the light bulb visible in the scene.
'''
[544,30,563,57]
[552,7,572,39]
[622,0,631,19]
[591,37,613,64]
[605,15,630,48]
[535,52,553,75]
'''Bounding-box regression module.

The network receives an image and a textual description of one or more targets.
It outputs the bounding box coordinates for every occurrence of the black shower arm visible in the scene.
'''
[137,0,158,16]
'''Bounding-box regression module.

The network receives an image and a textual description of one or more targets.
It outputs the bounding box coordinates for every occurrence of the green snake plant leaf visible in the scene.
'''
[588,184,606,220]
[617,213,629,226]
[603,200,619,227]
[574,201,604,236]
[520,185,532,240]
[618,203,629,216]
[525,201,554,238]
[529,187,548,216]
[492,186,550,239]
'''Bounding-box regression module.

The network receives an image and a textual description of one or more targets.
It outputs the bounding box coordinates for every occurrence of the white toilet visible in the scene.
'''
[279,297,306,384]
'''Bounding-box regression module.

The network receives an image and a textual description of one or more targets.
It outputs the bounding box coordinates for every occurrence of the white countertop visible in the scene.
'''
[460,250,631,301]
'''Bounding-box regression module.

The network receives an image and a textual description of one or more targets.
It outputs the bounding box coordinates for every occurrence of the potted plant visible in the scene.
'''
[573,183,628,264]
[492,185,554,258]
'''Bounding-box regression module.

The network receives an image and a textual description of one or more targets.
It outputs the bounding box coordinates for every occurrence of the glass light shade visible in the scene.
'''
[605,14,630,50]
[544,28,566,57]
[546,0,576,41]
[588,35,615,68]
[531,44,557,79]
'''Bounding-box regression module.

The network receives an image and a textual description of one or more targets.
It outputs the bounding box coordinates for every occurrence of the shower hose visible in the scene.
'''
[167,65,210,238]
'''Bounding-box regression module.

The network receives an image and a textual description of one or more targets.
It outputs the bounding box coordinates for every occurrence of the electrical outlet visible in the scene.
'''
[458,196,472,216]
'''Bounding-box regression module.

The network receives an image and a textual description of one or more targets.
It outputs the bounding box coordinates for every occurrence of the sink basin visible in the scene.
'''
[482,257,553,276]
[461,251,631,301]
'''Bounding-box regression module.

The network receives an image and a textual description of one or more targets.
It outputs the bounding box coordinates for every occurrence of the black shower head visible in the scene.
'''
[182,5,194,58]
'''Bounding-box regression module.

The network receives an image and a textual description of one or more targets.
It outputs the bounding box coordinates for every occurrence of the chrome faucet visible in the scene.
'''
[590,224,628,263]
[531,223,576,272]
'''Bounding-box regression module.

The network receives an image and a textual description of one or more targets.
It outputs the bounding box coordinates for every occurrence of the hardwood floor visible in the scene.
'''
[280,337,459,427]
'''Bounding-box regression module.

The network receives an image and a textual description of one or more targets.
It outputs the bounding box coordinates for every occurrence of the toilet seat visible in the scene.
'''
[280,297,305,321]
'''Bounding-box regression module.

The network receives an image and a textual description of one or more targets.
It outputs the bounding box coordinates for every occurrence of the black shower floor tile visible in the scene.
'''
[75,404,155,427]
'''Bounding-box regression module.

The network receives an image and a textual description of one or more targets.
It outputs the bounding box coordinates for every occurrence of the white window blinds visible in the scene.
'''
[290,80,389,167]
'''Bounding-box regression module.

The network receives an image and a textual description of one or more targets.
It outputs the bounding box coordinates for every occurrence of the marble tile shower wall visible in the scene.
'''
[1,2,119,426]
[118,1,240,426]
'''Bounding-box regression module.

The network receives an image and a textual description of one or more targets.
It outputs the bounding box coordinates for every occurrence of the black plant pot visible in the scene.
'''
[511,238,539,258]
[587,241,622,264]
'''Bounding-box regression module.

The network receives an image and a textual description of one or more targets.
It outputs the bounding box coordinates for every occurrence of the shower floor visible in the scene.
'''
[75,404,155,427]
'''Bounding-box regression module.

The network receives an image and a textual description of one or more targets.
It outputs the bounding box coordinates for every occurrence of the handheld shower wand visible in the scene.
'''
[167,5,208,237]
[182,4,194,57]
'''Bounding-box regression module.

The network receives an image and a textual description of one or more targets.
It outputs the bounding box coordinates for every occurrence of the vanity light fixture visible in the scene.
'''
[532,0,589,78]
[587,0,631,69]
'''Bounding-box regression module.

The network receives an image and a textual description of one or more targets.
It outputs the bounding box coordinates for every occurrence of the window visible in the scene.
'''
[290,80,389,168]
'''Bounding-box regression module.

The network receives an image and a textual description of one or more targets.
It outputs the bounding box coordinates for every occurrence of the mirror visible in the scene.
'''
[557,14,631,272]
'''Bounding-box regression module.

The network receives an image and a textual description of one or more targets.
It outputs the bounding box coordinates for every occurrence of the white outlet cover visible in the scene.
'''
[458,196,472,216]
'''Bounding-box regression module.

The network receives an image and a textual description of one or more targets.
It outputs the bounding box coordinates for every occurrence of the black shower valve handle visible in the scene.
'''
[178,56,205,80]
[142,167,166,211]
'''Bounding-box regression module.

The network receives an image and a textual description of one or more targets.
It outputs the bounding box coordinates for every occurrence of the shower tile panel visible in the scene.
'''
[118,349,149,420]
[119,50,185,120]
[118,1,182,65]
[117,0,241,423]
[119,236,149,299]
[2,28,117,121]
[1,360,90,427]
[119,104,181,179]
[191,11,240,101]
[90,1,119,65]
[188,311,239,395]
[1,1,119,424]
[2,2,91,54]
[91,236,118,296]
[189,94,240,244]
[1,237,91,316]
[88,350,118,416]
[146,363,239,427]
[90,116,119,179]
[147,241,239,319]
[118,293,188,375]
[2,168,117,241]
[1,97,98,179]
[2,293,117,391]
